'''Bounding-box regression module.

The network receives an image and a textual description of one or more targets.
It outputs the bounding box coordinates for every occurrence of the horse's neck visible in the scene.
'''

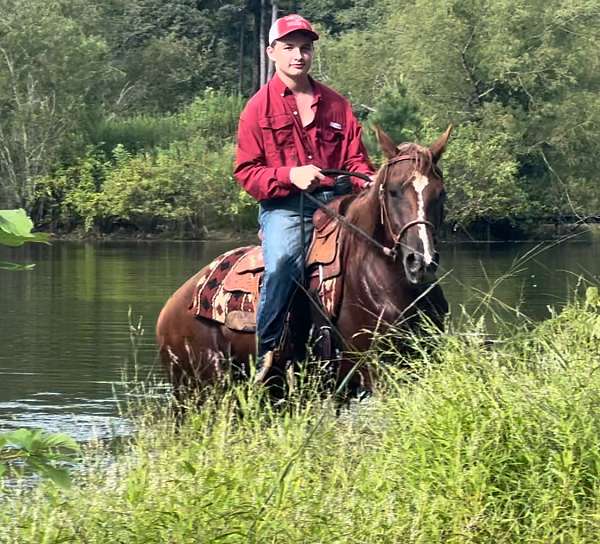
[341,229,409,324]
[344,189,380,237]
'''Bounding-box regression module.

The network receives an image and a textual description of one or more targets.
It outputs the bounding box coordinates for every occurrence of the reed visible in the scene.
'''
[1,290,599,543]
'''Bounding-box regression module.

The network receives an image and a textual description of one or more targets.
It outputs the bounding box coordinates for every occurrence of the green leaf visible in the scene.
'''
[36,465,73,489]
[43,433,80,453]
[0,209,49,247]
[3,428,37,451]
[0,260,36,271]
[181,460,197,476]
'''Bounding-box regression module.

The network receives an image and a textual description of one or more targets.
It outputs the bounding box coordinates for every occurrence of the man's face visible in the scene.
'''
[267,31,314,79]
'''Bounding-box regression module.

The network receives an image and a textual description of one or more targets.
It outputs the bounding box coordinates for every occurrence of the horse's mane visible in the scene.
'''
[344,143,434,237]
[394,143,434,181]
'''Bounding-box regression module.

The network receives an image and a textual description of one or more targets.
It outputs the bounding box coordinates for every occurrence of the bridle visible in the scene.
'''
[377,152,440,261]
[308,152,442,261]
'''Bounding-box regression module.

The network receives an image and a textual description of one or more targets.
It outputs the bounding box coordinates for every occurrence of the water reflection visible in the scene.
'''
[0,235,599,439]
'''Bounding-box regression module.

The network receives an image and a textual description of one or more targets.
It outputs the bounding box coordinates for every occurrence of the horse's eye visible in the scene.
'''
[389,189,401,198]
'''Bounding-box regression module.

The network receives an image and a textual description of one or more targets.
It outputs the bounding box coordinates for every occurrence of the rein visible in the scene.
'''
[314,157,438,261]
[302,188,397,259]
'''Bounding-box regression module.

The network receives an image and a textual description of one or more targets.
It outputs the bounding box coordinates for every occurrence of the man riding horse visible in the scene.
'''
[156,15,451,399]
[234,14,375,383]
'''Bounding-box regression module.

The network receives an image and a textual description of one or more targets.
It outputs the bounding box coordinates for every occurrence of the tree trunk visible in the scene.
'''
[259,0,266,87]
[267,1,278,80]
[238,12,245,94]
[251,7,258,92]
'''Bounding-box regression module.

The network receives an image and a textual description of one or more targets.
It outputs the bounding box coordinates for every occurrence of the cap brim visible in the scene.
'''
[275,29,319,42]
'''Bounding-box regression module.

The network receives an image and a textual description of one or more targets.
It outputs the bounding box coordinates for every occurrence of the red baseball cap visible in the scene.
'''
[268,15,319,44]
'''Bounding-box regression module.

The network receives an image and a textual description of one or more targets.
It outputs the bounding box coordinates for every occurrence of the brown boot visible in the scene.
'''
[254,350,275,385]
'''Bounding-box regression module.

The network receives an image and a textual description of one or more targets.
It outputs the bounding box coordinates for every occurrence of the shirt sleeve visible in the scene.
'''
[342,105,376,190]
[234,107,294,201]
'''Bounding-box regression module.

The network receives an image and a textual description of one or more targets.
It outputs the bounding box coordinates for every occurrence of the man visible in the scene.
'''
[234,14,375,382]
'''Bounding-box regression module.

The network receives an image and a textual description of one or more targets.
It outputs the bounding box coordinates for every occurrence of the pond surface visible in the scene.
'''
[1,234,599,440]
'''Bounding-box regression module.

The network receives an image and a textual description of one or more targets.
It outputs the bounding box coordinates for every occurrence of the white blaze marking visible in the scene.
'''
[412,173,433,265]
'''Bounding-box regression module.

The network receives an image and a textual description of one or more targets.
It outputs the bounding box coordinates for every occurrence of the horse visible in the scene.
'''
[156,125,451,400]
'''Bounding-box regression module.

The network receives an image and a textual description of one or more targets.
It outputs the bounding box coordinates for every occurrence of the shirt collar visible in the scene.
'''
[270,73,289,96]
[270,73,321,104]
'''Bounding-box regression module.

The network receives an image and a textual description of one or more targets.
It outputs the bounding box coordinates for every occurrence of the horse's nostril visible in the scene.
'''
[404,252,422,273]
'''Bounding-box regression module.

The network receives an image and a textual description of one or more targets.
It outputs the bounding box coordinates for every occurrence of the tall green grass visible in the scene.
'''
[1,292,599,543]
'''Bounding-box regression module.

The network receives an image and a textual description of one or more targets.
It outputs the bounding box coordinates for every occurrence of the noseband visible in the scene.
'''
[378,152,438,261]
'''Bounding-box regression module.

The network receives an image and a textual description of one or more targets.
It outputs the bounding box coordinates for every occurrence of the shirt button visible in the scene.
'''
[281,93,284,97]
[293,111,298,115]
[308,155,313,159]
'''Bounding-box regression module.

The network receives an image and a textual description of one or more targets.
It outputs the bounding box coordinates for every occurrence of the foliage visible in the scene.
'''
[300,0,390,36]
[0,209,49,270]
[97,0,252,112]
[87,115,181,156]
[1,0,597,234]
[34,140,257,235]
[313,28,392,106]
[99,143,233,234]
[0,209,49,247]
[0,0,113,208]
[317,0,599,226]
[1,298,600,540]
[432,113,527,225]
[361,79,423,160]
[32,89,253,234]
[32,148,111,232]
[176,89,246,149]
[0,428,79,488]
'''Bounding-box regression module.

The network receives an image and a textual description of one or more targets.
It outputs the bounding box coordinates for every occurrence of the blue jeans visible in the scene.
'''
[257,190,335,357]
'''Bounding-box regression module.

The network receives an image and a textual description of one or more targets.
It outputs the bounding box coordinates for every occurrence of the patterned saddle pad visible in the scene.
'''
[190,197,351,332]
[189,247,258,331]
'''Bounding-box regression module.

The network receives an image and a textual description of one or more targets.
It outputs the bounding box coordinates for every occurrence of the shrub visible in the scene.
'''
[88,115,181,156]
[98,141,256,235]
[177,88,245,150]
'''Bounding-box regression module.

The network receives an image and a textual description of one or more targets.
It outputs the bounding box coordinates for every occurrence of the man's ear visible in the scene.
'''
[266,45,276,63]
[430,125,453,163]
[373,124,397,160]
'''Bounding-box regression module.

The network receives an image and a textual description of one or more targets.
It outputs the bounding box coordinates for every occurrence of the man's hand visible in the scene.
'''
[290,165,324,192]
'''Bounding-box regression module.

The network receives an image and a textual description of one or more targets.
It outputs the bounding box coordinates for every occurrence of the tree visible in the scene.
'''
[0,0,113,208]
[315,0,600,225]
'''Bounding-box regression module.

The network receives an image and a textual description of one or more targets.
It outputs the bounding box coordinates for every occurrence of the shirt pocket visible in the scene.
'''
[320,126,345,162]
[259,114,295,152]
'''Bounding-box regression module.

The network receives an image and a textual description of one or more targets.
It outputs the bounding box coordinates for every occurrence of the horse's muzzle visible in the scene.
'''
[403,251,439,285]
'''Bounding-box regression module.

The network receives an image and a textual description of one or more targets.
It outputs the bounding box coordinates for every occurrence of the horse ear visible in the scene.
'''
[373,124,398,160]
[430,125,453,163]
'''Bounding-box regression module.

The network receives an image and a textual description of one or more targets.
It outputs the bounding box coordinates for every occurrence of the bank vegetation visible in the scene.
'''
[1,288,600,542]
[1,0,598,238]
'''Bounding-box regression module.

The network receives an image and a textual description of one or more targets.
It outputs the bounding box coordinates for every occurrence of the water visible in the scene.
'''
[1,234,599,439]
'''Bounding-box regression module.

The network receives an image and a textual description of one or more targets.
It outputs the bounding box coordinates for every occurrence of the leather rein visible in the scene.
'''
[315,154,439,261]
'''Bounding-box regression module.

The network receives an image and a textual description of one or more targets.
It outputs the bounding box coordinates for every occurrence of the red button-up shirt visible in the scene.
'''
[234,74,375,201]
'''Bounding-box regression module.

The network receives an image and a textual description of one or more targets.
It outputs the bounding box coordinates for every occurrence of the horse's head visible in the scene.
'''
[373,125,451,285]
